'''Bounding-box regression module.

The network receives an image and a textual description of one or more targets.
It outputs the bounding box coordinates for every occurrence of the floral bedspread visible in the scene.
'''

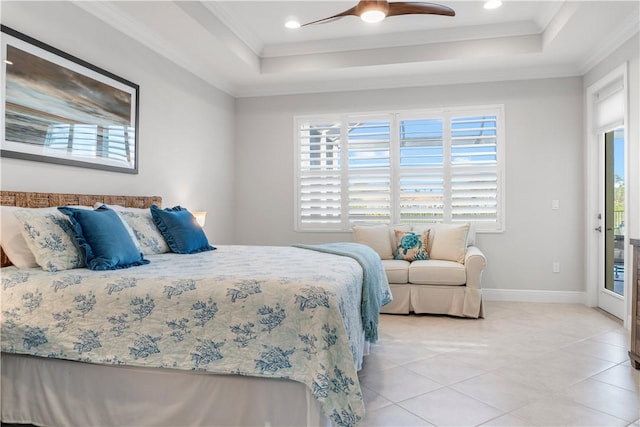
[1,245,381,426]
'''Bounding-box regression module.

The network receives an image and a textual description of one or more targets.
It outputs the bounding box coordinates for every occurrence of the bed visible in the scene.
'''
[0,191,391,427]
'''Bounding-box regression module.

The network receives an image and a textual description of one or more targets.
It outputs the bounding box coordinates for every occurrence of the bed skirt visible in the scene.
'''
[1,353,331,427]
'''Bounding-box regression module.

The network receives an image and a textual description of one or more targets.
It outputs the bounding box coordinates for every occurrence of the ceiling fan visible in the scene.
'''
[301,0,455,26]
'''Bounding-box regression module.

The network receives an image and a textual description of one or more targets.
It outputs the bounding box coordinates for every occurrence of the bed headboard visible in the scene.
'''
[1,190,162,268]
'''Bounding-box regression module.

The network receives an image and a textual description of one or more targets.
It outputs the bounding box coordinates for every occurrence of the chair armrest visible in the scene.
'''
[465,246,486,290]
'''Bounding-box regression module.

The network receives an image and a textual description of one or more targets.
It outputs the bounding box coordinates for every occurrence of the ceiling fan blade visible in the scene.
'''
[301,6,358,26]
[387,2,455,17]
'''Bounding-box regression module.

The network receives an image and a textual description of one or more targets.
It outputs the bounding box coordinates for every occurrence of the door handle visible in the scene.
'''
[595,226,602,232]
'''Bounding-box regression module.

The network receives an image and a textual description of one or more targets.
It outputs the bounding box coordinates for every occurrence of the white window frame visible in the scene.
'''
[294,105,505,233]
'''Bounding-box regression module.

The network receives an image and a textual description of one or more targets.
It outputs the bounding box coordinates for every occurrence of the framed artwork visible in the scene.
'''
[1,25,139,174]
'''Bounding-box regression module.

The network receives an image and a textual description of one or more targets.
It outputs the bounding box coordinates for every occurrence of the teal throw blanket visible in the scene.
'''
[293,242,392,342]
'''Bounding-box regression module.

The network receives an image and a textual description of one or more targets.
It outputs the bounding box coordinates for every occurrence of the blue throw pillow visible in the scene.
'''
[150,205,215,254]
[58,206,150,270]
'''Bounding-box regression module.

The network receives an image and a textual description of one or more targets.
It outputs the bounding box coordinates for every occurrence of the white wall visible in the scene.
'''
[235,77,585,295]
[583,33,639,321]
[584,34,639,250]
[0,1,236,244]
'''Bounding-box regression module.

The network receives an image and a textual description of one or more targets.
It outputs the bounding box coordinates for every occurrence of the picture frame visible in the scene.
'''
[1,25,140,174]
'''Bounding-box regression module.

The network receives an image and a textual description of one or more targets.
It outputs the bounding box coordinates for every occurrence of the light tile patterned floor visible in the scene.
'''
[359,301,640,426]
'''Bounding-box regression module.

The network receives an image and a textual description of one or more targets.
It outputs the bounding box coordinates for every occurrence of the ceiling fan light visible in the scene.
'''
[360,9,386,23]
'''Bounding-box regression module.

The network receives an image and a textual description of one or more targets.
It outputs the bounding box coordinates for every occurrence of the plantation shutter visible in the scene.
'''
[347,117,391,225]
[450,115,501,229]
[397,117,445,223]
[295,106,504,232]
[297,118,343,229]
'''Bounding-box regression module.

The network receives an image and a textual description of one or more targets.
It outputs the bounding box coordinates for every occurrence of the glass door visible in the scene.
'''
[599,128,625,318]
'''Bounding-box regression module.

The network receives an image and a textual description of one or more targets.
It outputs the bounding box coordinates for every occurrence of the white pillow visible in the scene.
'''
[13,208,84,271]
[352,224,393,260]
[1,206,38,268]
[96,203,169,255]
[429,223,470,263]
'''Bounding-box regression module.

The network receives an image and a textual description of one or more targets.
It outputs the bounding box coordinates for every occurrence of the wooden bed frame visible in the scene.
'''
[0,190,161,267]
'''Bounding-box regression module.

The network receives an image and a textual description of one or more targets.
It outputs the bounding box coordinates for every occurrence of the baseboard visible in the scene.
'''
[482,288,586,304]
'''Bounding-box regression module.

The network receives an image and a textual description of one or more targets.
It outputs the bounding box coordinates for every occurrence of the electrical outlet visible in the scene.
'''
[552,262,560,273]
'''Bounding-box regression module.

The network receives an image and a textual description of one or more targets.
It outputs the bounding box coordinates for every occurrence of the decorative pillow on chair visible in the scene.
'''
[429,223,470,263]
[13,208,84,271]
[394,230,430,261]
[94,203,169,255]
[352,224,393,260]
[389,224,412,258]
[411,223,437,253]
[58,206,150,270]
[150,205,215,254]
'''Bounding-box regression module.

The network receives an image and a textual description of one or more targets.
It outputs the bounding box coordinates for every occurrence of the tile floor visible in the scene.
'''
[359,301,640,426]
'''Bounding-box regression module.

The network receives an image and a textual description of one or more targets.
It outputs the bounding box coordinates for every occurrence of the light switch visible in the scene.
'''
[551,200,560,210]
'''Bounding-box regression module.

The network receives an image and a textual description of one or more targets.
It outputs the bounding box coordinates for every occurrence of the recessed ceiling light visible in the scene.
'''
[285,19,301,29]
[484,0,502,9]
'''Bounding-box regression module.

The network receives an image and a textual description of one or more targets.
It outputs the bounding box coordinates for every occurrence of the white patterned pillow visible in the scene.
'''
[95,204,169,255]
[13,208,84,272]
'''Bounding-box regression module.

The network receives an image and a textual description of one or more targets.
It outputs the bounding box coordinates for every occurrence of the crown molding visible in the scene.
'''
[535,1,566,33]
[261,34,541,75]
[262,20,540,58]
[201,1,264,57]
[73,1,236,96]
[234,63,582,98]
[579,7,640,74]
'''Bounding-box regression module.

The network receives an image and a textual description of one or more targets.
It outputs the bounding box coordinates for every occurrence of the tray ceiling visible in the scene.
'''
[75,1,640,97]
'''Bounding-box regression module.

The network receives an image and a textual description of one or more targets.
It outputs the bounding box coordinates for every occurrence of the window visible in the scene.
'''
[295,105,504,232]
